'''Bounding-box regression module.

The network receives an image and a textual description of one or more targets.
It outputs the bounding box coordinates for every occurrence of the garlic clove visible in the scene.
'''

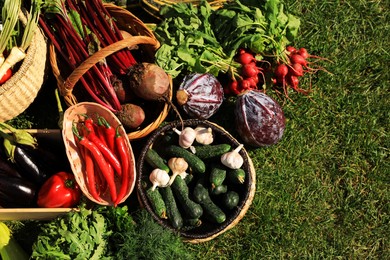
[195,126,214,145]
[221,144,244,169]
[173,127,197,149]
[149,168,170,190]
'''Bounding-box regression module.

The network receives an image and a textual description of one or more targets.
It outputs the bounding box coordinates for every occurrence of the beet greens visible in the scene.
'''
[39,0,137,112]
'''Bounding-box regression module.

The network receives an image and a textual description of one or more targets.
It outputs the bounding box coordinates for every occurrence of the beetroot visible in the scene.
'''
[234,90,285,147]
[176,73,224,119]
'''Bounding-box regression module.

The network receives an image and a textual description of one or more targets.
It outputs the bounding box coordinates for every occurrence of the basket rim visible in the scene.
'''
[136,119,256,243]
[49,3,170,140]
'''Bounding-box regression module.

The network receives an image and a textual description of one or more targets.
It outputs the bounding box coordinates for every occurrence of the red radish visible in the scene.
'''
[251,74,259,84]
[274,63,289,79]
[239,79,251,90]
[289,63,304,77]
[238,48,247,55]
[298,47,309,59]
[227,80,239,95]
[237,52,255,65]
[0,68,12,84]
[286,46,297,54]
[246,77,258,88]
[242,63,259,78]
[287,75,299,90]
[290,54,308,67]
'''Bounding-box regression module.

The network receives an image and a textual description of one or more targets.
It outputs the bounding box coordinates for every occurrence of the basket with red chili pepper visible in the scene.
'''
[62,102,137,206]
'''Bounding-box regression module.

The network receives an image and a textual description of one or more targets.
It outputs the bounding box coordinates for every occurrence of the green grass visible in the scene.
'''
[9,0,389,259]
[186,0,390,258]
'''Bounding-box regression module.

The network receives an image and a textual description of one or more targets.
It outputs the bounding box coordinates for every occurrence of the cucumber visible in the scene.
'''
[160,186,183,229]
[209,164,227,188]
[164,145,206,174]
[227,168,246,184]
[145,148,170,173]
[221,191,240,210]
[193,144,231,159]
[171,176,203,219]
[181,218,202,231]
[210,184,228,195]
[146,187,167,219]
[183,173,194,184]
[193,182,226,224]
[184,218,202,227]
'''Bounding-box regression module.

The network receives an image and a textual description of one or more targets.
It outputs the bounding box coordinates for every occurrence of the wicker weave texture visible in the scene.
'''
[0,18,47,122]
[50,3,171,140]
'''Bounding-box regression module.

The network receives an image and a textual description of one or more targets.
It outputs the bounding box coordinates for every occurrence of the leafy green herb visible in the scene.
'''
[212,0,300,63]
[154,1,240,79]
[30,206,194,260]
[154,0,301,78]
[31,206,110,260]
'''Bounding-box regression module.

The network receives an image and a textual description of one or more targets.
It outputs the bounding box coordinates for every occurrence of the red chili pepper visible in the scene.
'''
[94,121,108,147]
[73,125,117,203]
[114,126,132,206]
[98,115,116,153]
[83,147,102,202]
[37,171,82,208]
[82,121,122,177]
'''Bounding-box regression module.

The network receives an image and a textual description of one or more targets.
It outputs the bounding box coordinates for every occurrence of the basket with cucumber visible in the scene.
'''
[136,119,256,243]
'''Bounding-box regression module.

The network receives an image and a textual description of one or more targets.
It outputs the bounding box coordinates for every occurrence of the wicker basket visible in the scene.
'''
[136,119,256,243]
[62,102,137,206]
[0,10,47,122]
[50,3,172,140]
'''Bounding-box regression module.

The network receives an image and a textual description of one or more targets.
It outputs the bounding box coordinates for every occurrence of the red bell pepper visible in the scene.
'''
[37,171,82,208]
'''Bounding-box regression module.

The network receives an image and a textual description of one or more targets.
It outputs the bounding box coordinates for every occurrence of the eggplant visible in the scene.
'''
[0,173,37,208]
[0,154,22,178]
[13,145,52,185]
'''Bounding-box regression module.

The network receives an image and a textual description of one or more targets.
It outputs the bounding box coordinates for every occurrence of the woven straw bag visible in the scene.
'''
[50,3,172,140]
[136,119,256,243]
[0,10,47,122]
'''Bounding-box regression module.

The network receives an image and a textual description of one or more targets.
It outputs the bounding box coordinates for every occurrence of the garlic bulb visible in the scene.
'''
[173,127,197,149]
[194,126,214,145]
[149,168,170,190]
[221,144,244,169]
[167,157,189,186]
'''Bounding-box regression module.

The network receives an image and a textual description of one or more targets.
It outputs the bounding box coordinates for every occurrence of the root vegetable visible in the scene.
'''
[289,63,304,77]
[289,54,307,67]
[0,68,12,84]
[297,47,309,59]
[116,103,145,129]
[128,62,170,101]
[236,52,256,65]
[0,0,41,80]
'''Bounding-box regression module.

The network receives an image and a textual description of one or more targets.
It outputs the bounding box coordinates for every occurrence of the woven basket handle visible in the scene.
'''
[63,35,159,91]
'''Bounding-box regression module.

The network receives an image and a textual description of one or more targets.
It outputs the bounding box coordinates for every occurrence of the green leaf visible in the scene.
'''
[286,13,301,41]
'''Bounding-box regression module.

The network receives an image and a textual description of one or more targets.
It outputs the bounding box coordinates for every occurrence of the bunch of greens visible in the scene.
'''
[30,205,194,260]
[154,1,240,79]
[211,0,300,63]
[154,0,300,79]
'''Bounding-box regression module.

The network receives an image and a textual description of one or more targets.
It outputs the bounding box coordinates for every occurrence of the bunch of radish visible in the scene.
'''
[224,49,266,95]
[272,46,329,98]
